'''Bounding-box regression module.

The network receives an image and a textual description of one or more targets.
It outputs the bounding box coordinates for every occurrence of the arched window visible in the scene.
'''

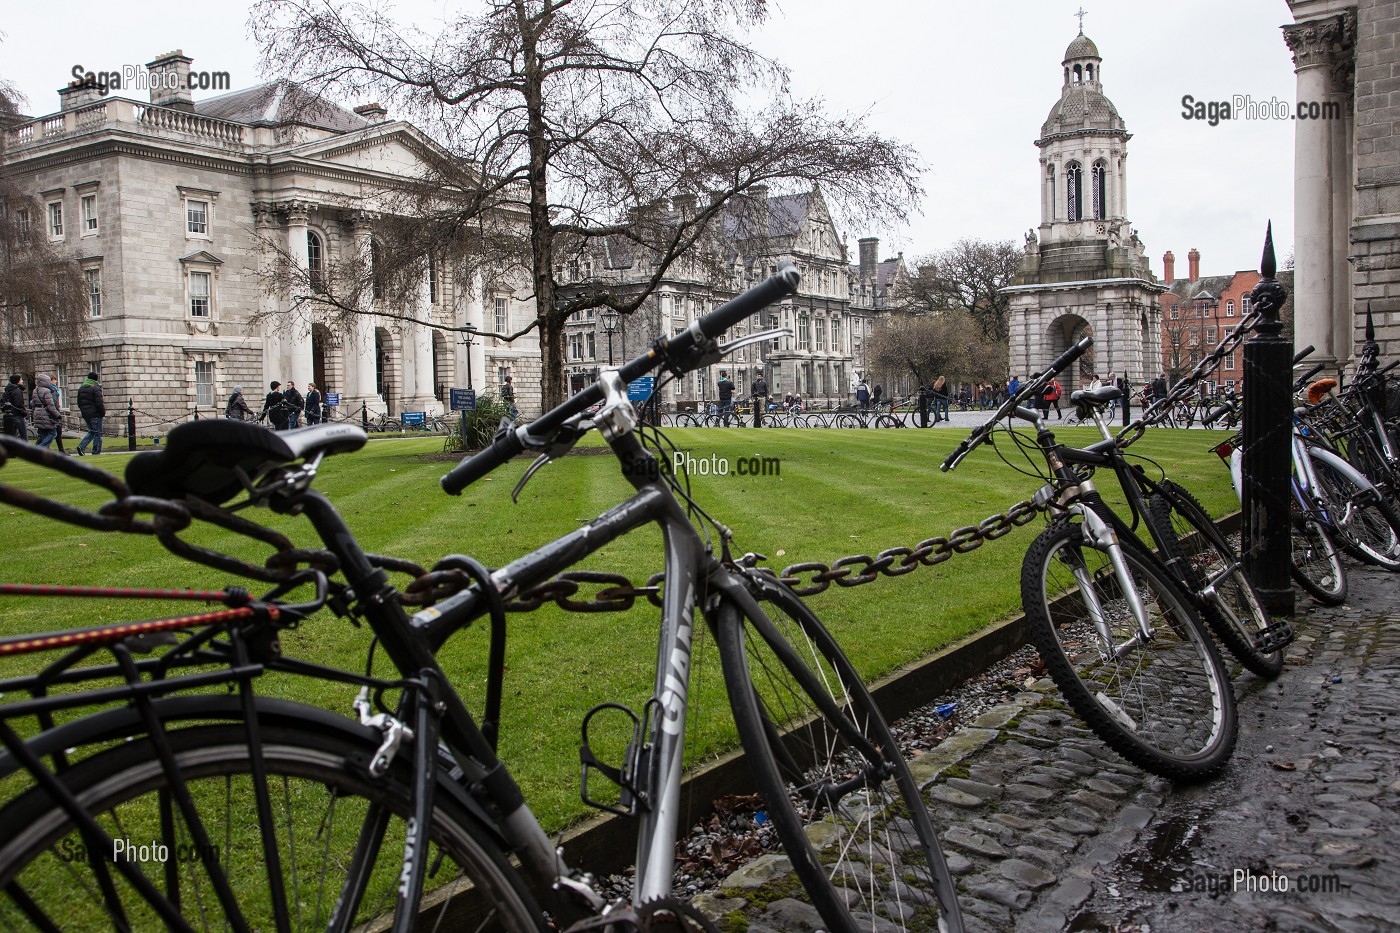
[1066,162,1083,222]
[1072,64,1082,83]
[1091,160,1107,220]
[307,231,326,293]
[1085,63,1095,82]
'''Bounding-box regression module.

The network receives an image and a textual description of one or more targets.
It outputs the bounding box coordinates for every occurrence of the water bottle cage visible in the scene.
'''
[580,701,655,816]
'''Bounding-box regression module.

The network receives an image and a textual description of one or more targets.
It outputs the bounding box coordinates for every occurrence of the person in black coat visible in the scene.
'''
[283,380,304,428]
[75,372,106,455]
[2,375,25,440]
[260,381,288,430]
[304,383,322,425]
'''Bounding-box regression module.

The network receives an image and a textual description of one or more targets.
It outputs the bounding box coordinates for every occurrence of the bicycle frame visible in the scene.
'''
[294,371,767,924]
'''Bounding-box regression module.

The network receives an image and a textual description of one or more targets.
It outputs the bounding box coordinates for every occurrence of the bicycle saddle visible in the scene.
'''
[1069,386,1122,405]
[126,420,368,504]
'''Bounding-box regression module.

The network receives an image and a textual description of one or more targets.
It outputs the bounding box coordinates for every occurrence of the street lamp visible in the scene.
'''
[461,324,477,390]
[600,309,618,366]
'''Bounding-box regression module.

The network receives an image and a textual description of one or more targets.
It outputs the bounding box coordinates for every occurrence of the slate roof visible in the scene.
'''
[195,81,369,133]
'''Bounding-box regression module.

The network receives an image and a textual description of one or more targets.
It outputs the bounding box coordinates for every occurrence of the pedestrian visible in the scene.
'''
[2,374,25,441]
[283,380,304,429]
[304,382,322,425]
[932,375,950,423]
[225,386,253,421]
[1089,373,1103,392]
[855,377,870,412]
[716,371,735,425]
[501,375,518,419]
[1152,373,1169,403]
[1115,372,1131,426]
[751,371,768,428]
[1007,374,1020,399]
[75,372,105,456]
[1038,378,1055,418]
[28,373,63,449]
[872,383,883,409]
[260,381,287,430]
[1047,377,1063,419]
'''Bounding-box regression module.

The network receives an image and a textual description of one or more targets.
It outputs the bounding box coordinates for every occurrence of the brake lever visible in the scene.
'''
[511,418,592,503]
[718,327,792,358]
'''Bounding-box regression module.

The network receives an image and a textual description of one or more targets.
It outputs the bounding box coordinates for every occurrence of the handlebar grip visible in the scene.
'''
[940,439,971,473]
[695,262,800,339]
[1293,344,1315,365]
[440,422,526,495]
[1046,335,1095,378]
[1295,362,1325,388]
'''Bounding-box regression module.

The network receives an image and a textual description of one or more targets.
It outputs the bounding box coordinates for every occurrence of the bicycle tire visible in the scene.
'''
[873,414,903,429]
[1021,517,1238,781]
[1290,495,1348,605]
[1308,455,1400,570]
[0,722,545,932]
[713,578,964,933]
[675,413,702,428]
[834,413,862,430]
[1148,483,1283,679]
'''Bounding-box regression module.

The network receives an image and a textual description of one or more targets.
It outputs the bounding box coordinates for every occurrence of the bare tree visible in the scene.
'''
[867,310,1007,390]
[905,239,1020,342]
[249,0,923,407]
[1161,315,1203,385]
[0,80,93,377]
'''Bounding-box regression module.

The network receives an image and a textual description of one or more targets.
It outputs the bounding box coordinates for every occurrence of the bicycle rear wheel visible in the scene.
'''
[1022,517,1237,781]
[0,722,544,932]
[1148,483,1283,679]
[1290,496,1348,605]
[873,414,903,429]
[1308,456,1400,570]
[713,577,963,933]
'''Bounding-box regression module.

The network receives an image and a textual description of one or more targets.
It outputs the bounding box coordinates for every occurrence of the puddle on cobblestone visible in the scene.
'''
[1114,812,1204,892]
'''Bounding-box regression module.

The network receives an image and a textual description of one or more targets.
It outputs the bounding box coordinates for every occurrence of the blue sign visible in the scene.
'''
[449,388,477,411]
[400,411,427,426]
[628,376,656,402]
[324,392,341,407]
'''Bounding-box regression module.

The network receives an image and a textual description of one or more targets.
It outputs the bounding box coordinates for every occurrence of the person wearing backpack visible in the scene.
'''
[75,372,106,455]
[226,386,253,421]
[1046,377,1063,419]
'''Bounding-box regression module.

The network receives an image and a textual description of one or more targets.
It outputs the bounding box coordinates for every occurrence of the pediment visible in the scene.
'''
[281,124,446,177]
[179,250,224,265]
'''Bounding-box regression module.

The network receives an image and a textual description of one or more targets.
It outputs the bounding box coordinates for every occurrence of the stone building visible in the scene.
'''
[559,185,898,410]
[1283,2,1399,373]
[1,51,540,430]
[1004,30,1164,389]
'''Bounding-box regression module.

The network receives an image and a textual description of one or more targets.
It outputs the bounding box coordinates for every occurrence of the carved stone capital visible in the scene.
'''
[1283,12,1355,72]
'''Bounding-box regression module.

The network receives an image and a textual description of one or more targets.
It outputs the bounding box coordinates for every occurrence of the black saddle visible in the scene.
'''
[1069,386,1123,406]
[127,420,368,504]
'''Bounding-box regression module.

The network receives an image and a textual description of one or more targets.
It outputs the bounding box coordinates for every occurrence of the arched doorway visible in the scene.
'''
[311,323,332,391]
[1046,314,1095,388]
[432,331,450,402]
[375,326,395,414]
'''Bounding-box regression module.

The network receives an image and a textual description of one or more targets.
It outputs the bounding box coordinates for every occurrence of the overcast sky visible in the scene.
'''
[4,0,1299,279]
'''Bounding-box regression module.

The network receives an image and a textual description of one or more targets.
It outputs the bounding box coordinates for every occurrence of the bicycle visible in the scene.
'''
[943,335,1240,781]
[0,263,964,933]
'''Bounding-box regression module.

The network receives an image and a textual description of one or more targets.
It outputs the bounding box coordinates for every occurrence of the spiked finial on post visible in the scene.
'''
[1260,220,1276,280]
[1365,301,1376,342]
[1251,221,1286,328]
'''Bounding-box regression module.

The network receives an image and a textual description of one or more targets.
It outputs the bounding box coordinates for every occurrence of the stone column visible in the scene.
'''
[346,216,383,413]
[1285,16,1352,370]
[253,203,283,389]
[410,272,437,412]
[284,202,315,387]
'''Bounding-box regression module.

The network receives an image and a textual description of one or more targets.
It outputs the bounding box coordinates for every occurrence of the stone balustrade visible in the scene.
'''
[5,99,245,150]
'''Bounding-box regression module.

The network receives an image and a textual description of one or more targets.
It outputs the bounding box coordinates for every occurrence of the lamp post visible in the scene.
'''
[461,324,477,390]
[600,309,618,367]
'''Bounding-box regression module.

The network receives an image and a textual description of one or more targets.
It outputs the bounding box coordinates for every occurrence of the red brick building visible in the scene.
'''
[1157,248,1258,392]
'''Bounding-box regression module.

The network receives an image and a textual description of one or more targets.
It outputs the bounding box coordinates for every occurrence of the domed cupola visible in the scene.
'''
[1040,32,1128,140]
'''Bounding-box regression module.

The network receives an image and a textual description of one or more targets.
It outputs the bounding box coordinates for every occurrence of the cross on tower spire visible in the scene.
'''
[1075,6,1088,34]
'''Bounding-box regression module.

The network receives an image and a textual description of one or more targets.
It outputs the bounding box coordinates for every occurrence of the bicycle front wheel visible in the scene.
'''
[714,578,963,933]
[1309,456,1400,570]
[1022,518,1238,781]
[1290,495,1348,605]
[0,723,544,932]
[1148,482,1283,679]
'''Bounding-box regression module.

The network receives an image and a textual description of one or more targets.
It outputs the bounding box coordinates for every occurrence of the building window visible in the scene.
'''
[832,317,842,351]
[308,232,326,293]
[1065,162,1082,222]
[1241,295,1251,315]
[1225,299,1235,317]
[1225,353,1236,370]
[427,255,438,304]
[495,296,509,333]
[1207,326,1218,344]
[371,241,385,299]
[194,360,215,407]
[47,201,63,238]
[797,313,810,351]
[81,195,98,234]
[16,208,30,237]
[186,199,208,236]
[1091,161,1106,220]
[189,271,212,317]
[1170,304,1179,320]
[84,268,102,317]
[815,317,826,351]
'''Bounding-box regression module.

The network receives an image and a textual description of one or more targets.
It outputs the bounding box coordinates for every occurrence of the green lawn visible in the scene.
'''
[0,425,1238,830]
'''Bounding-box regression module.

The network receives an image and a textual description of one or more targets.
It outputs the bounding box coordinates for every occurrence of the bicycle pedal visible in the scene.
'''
[1256,619,1296,654]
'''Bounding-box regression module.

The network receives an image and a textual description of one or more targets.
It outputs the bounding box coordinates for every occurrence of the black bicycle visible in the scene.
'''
[0,264,963,933]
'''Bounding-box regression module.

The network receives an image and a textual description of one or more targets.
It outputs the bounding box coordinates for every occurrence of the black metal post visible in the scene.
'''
[918,386,930,428]
[361,400,368,429]
[1241,222,1295,616]
[126,400,136,451]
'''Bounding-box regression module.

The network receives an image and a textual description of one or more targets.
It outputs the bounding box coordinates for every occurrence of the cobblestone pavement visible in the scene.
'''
[705,562,1400,932]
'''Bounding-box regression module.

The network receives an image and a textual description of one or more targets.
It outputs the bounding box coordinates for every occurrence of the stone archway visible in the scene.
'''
[374,326,397,414]
[1046,314,1095,387]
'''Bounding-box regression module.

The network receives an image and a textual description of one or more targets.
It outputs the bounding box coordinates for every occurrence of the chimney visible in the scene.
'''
[1162,250,1175,283]
[59,81,104,112]
[747,184,770,240]
[1188,247,1201,283]
[354,103,388,122]
[147,51,194,112]
[858,238,879,280]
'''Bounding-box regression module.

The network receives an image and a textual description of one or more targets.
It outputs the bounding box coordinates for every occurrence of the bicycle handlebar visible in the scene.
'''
[941,335,1094,472]
[1294,362,1326,391]
[441,263,801,495]
[1293,344,1315,365]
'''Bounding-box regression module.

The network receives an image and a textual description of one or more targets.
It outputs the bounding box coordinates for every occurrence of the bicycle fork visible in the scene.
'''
[1067,498,1156,653]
